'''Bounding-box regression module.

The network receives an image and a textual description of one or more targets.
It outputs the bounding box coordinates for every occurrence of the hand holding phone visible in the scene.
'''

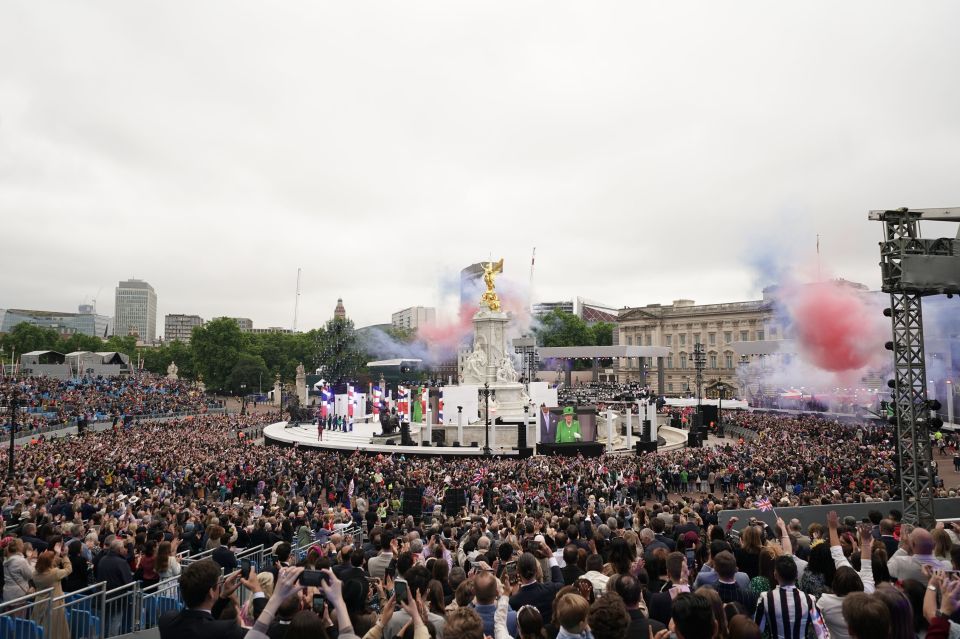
[312,593,326,613]
[299,570,329,588]
[393,577,409,603]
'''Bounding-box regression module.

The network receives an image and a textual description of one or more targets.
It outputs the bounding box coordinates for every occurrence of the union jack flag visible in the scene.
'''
[756,497,773,512]
[473,468,488,485]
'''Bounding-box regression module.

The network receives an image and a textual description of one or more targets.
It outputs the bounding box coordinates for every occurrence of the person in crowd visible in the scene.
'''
[510,551,566,622]
[587,592,630,639]
[753,556,826,639]
[31,545,73,639]
[159,558,261,639]
[2,538,35,603]
[63,539,90,592]
[707,551,754,614]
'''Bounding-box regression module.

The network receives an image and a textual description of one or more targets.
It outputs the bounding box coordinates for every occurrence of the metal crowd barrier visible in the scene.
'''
[0,587,54,639]
[140,575,183,633]
[179,547,217,566]
[7,406,228,440]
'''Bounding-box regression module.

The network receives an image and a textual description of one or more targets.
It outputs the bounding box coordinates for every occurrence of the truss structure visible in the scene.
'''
[873,207,960,526]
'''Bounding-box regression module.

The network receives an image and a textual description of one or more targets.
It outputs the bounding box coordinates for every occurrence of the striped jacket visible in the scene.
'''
[754,585,827,639]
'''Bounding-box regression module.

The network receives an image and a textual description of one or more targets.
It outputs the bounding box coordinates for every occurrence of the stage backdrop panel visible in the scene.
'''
[439,385,480,425]
[529,382,558,411]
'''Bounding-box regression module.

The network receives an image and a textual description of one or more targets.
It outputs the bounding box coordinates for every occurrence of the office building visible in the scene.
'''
[164,314,204,343]
[0,306,112,338]
[114,279,157,342]
[391,306,436,331]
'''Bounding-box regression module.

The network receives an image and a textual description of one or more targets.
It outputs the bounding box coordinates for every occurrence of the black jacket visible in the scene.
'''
[509,566,565,621]
[158,607,246,639]
[561,565,585,586]
[626,608,665,639]
[96,550,134,591]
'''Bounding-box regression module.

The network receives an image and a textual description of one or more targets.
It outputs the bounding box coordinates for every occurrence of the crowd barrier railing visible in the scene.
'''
[140,575,183,633]
[5,406,228,440]
[0,587,55,639]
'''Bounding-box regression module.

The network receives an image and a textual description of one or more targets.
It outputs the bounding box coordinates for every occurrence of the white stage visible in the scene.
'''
[263,420,523,456]
[263,419,690,456]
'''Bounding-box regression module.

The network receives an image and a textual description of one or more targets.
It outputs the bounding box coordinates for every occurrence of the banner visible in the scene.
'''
[347,385,354,418]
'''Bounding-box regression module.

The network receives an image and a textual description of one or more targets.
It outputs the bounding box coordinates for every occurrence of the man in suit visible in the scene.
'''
[609,574,666,639]
[540,405,558,443]
[509,549,565,622]
[159,559,263,639]
[560,545,584,585]
[879,519,900,558]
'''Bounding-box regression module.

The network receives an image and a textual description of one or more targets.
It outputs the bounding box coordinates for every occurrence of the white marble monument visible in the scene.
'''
[460,259,529,421]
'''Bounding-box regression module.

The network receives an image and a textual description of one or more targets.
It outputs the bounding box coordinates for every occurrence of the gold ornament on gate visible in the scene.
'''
[480,258,504,312]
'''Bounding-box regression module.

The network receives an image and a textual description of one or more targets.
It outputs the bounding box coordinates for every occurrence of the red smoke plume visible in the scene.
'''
[783,281,886,373]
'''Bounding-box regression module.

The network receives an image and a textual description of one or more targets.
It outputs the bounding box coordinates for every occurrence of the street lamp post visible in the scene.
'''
[240,383,247,415]
[717,382,726,437]
[6,388,20,480]
[478,382,496,456]
[693,343,705,428]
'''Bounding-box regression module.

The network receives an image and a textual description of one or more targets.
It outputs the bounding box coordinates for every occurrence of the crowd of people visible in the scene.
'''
[3,374,960,638]
[1,374,213,433]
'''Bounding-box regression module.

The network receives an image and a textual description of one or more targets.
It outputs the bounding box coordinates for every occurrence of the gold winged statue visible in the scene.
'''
[480,258,504,312]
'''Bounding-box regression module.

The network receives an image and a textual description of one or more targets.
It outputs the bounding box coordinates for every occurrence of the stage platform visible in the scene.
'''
[263,421,523,457]
[262,420,691,458]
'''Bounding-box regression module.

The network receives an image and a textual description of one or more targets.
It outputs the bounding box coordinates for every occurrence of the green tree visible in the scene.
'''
[317,317,366,382]
[190,317,244,392]
[226,353,270,395]
[590,322,614,346]
[535,310,592,347]
[1,323,61,355]
[59,333,107,354]
[102,335,138,358]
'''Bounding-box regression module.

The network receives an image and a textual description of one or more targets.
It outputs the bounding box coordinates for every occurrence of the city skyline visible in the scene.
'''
[2,2,959,330]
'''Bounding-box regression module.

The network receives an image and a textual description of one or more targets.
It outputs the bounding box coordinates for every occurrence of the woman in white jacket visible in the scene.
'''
[815,511,875,639]
[2,538,36,605]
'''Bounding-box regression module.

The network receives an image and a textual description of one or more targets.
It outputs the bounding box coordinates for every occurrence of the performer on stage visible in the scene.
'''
[318,420,323,441]
[555,406,582,443]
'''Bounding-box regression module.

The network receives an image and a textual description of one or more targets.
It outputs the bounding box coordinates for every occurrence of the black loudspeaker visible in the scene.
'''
[443,487,467,516]
[403,487,422,517]
[517,422,527,449]
[691,413,703,430]
[641,419,652,442]
[687,432,701,448]
[432,430,445,446]
[670,415,681,428]
[701,405,718,427]
[518,447,534,459]
[636,440,658,454]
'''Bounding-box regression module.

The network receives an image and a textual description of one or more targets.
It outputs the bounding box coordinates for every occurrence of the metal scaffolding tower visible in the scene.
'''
[872,207,960,527]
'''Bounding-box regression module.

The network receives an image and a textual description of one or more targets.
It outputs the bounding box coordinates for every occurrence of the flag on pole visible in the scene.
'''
[756,497,773,512]
[320,386,332,419]
[372,385,382,416]
[347,385,354,418]
[421,387,428,420]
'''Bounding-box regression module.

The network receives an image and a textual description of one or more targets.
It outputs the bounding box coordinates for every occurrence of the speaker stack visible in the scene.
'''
[687,431,702,448]
[443,487,467,516]
[402,487,423,517]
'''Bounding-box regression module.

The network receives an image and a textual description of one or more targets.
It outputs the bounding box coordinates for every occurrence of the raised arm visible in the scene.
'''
[776,517,792,555]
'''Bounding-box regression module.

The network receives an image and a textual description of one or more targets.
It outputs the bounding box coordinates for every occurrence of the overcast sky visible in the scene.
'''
[2,1,959,333]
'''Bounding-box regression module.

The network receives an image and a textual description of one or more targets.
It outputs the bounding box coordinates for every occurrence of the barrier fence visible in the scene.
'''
[4,407,227,440]
[0,528,363,637]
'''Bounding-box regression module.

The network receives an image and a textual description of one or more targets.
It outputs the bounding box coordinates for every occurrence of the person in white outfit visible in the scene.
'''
[815,511,875,639]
